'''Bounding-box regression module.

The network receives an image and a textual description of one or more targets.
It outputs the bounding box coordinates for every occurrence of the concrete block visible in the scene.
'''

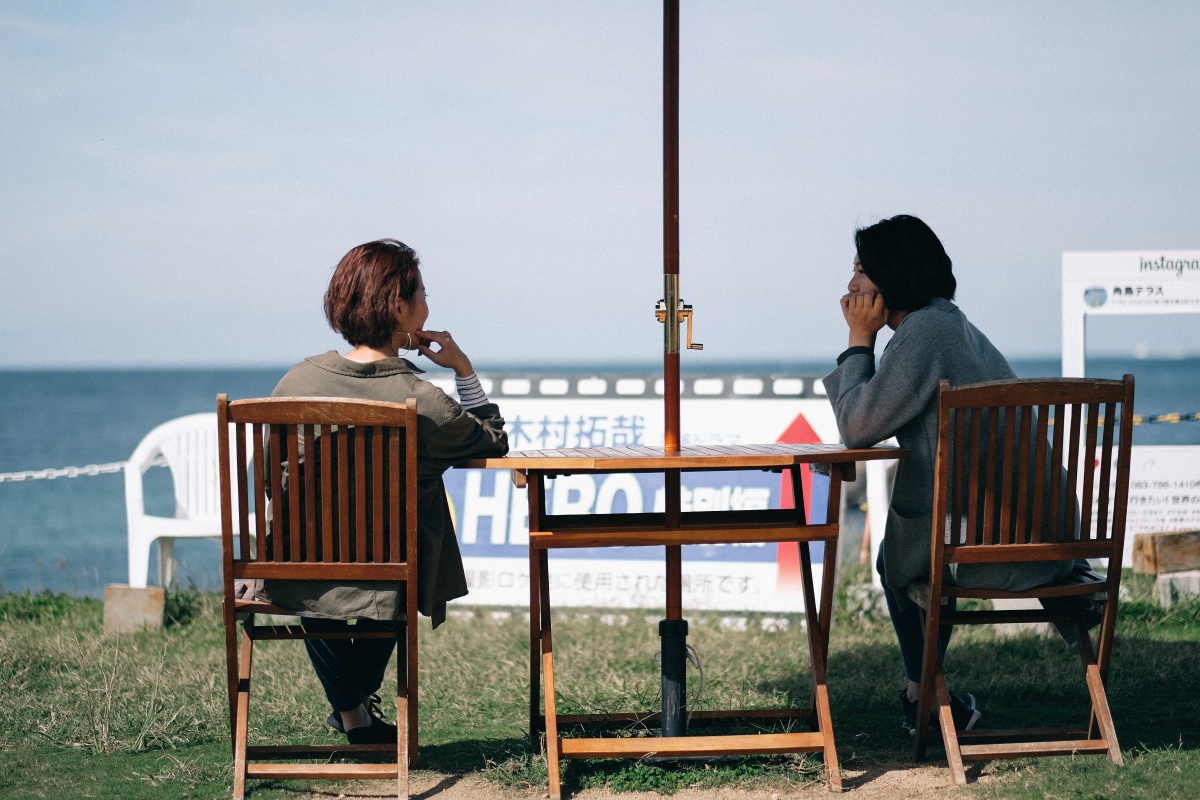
[1156,570,1200,609]
[103,584,164,633]
[1134,529,1200,574]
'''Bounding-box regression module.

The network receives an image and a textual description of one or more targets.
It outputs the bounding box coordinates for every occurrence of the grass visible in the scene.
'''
[0,572,1197,798]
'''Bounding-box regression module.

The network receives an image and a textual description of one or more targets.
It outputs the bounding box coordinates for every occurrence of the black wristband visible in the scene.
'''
[836,346,874,365]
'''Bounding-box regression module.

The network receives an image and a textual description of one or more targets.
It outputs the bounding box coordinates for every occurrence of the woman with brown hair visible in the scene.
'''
[257,238,508,744]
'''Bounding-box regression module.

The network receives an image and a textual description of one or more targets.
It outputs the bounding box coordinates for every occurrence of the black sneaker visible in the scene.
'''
[949,691,981,731]
[899,689,981,735]
[326,693,387,734]
[345,715,398,745]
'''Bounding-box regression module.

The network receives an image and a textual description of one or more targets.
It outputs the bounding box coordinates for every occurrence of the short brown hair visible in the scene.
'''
[324,239,421,347]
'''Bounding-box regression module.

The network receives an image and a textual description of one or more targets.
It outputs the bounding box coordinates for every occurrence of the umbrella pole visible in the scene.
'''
[659,0,688,740]
[663,0,680,454]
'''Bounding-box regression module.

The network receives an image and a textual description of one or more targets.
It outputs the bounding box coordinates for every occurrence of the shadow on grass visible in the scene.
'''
[753,630,1200,765]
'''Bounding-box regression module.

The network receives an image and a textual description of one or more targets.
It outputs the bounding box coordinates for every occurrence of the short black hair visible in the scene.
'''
[854,215,956,312]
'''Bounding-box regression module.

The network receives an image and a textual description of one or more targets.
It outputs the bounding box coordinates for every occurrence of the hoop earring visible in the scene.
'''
[392,329,414,355]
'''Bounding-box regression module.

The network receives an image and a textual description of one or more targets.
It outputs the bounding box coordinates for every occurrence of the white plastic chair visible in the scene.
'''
[125,412,252,588]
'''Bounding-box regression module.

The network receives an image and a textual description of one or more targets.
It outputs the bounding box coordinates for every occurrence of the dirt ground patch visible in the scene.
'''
[317,760,990,799]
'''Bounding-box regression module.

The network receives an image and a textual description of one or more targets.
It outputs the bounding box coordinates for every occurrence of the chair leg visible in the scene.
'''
[406,607,419,770]
[223,606,241,756]
[233,627,254,800]
[157,537,176,588]
[396,618,412,800]
[397,694,409,800]
[1076,624,1123,765]
[935,672,967,785]
[128,534,153,589]
[913,600,943,762]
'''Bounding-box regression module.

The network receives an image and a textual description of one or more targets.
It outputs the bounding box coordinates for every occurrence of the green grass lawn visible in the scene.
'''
[0,573,1197,799]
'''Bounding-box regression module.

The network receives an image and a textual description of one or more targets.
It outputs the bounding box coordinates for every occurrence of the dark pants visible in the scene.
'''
[301,617,398,712]
[877,548,954,683]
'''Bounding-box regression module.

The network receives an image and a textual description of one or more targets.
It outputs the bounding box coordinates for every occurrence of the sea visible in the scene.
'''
[2,358,1198,598]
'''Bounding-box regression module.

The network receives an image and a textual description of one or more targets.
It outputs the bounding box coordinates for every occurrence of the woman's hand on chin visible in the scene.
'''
[414,329,474,377]
[841,291,887,349]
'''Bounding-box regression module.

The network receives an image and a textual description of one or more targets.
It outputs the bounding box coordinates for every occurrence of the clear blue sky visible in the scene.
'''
[2,1,1198,369]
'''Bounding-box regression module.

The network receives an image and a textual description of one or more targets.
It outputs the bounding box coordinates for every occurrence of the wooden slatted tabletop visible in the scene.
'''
[463,442,903,472]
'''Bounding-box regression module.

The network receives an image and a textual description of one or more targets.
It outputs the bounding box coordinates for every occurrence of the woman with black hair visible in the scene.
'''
[823,215,1074,736]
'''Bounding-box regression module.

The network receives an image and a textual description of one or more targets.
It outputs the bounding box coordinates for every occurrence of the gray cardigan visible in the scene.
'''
[258,351,509,627]
[823,299,1071,600]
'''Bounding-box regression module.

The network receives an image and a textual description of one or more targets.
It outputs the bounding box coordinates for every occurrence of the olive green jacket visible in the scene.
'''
[258,351,508,627]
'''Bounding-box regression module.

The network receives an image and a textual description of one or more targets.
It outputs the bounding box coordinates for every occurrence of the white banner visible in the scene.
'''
[440,375,842,611]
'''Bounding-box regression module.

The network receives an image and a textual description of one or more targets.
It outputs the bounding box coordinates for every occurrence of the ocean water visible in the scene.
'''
[1,358,1197,597]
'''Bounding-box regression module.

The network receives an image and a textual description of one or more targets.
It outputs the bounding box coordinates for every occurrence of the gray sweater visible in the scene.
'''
[823,299,1071,600]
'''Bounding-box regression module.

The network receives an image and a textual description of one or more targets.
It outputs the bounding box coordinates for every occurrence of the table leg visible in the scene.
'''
[528,476,545,743]
[818,465,846,663]
[529,544,542,742]
[539,547,563,800]
[800,541,841,790]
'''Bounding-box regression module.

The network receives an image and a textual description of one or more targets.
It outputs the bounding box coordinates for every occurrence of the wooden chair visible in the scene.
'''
[216,395,419,800]
[912,376,1134,784]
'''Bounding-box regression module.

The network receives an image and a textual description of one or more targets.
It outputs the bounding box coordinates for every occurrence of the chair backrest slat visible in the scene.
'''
[267,426,283,559]
[967,409,982,545]
[302,425,318,561]
[235,423,251,558]
[1079,403,1100,540]
[1030,405,1049,543]
[1014,405,1033,543]
[372,426,385,562]
[1064,403,1082,542]
[935,377,1134,567]
[1047,403,1065,540]
[337,427,351,562]
[998,406,1017,545]
[982,409,999,544]
[319,426,335,561]
[252,424,267,558]
[286,425,302,560]
[390,426,402,562]
[1096,402,1116,543]
[949,408,965,542]
[354,426,368,562]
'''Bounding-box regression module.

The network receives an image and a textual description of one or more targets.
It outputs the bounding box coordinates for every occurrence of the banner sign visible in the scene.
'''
[435,374,839,611]
[1062,250,1200,561]
[1124,446,1200,536]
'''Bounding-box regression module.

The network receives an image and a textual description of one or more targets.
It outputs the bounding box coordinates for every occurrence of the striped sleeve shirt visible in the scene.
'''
[454,372,490,409]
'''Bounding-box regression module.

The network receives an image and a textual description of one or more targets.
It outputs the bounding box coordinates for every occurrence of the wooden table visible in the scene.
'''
[465,443,905,798]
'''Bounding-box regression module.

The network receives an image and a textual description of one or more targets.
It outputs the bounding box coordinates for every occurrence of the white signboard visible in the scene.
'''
[1125,446,1200,534]
[438,375,841,611]
[1062,250,1200,562]
[1062,250,1200,377]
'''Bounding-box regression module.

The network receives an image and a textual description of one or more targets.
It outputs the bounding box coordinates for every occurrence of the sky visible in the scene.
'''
[1,1,1198,370]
